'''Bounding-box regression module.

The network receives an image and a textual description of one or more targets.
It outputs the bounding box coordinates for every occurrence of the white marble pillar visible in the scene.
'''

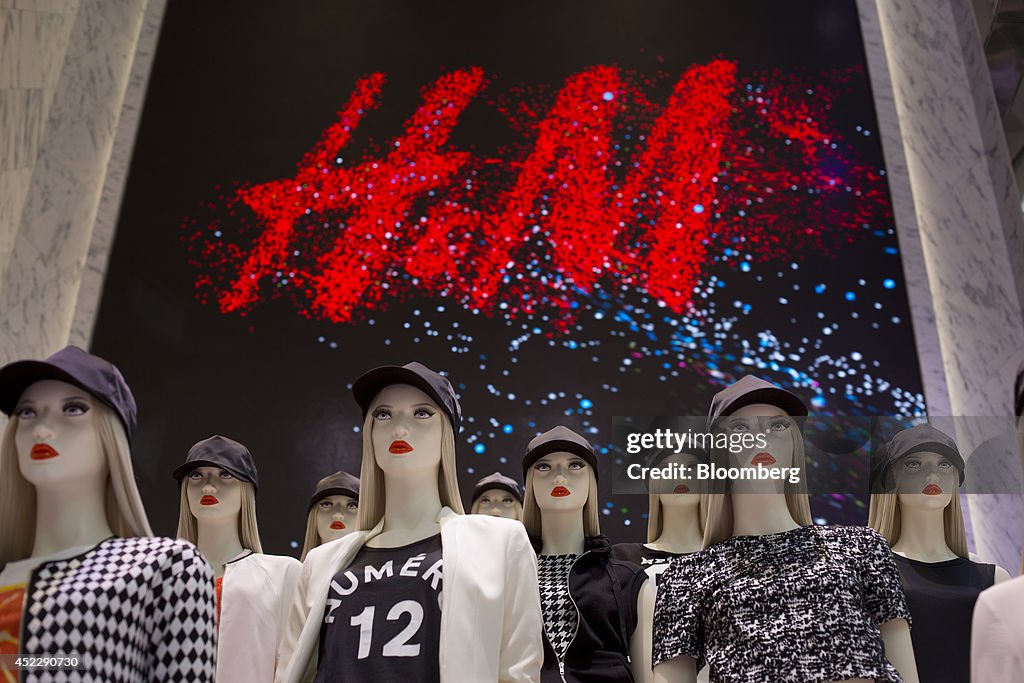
[865,0,1024,573]
[0,0,153,366]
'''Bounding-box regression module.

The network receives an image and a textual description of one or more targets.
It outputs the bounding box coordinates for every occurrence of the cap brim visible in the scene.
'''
[309,487,360,510]
[876,441,967,489]
[0,360,91,416]
[523,439,598,480]
[473,482,523,504]
[353,365,446,416]
[715,387,808,425]
[172,459,255,486]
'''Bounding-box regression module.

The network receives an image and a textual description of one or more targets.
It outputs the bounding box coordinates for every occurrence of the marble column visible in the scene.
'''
[864,0,1024,573]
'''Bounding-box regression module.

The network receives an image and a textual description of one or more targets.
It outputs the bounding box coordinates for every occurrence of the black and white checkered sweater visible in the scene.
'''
[19,536,216,682]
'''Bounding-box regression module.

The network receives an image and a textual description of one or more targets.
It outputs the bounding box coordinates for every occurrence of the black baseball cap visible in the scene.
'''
[472,471,524,504]
[1015,360,1024,418]
[522,426,599,480]
[870,423,966,491]
[308,471,361,510]
[0,345,138,441]
[173,435,260,490]
[707,375,808,431]
[353,362,463,434]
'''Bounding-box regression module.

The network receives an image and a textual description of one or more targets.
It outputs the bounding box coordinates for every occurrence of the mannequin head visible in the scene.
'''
[301,470,360,560]
[646,450,708,543]
[470,471,524,520]
[521,426,601,539]
[1,347,153,567]
[867,424,968,557]
[354,369,464,531]
[174,435,263,553]
[702,375,812,548]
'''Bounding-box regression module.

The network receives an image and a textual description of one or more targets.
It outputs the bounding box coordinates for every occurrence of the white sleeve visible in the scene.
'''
[971,589,1024,683]
[498,525,544,683]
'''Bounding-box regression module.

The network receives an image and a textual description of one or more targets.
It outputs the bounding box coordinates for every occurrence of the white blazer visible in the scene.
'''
[218,552,301,683]
[275,507,543,683]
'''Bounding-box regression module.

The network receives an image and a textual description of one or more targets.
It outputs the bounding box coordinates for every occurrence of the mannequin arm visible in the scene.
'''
[631,583,654,683]
[994,565,1012,584]
[652,656,697,683]
[880,618,919,683]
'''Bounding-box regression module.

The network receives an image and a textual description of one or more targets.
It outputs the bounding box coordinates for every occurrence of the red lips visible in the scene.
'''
[201,495,219,506]
[389,440,413,454]
[30,444,59,460]
[922,484,942,496]
[550,486,570,497]
[673,484,690,494]
[751,452,777,466]
[330,521,346,530]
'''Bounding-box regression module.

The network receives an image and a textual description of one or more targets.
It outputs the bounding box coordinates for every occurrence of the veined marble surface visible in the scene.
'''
[867,0,1024,573]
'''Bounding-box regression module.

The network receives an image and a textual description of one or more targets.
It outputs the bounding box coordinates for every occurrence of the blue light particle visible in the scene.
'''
[474,443,486,454]
[845,292,856,301]
[693,204,705,214]
[815,284,827,294]
[580,399,593,409]
[602,91,614,101]
[883,278,896,289]
[502,424,513,434]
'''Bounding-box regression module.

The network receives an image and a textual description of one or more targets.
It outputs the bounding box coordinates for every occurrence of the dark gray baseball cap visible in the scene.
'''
[173,435,259,490]
[308,470,361,510]
[353,362,463,434]
[1015,360,1024,418]
[707,375,808,431]
[870,423,966,491]
[522,426,599,480]
[0,345,138,442]
[472,471,523,504]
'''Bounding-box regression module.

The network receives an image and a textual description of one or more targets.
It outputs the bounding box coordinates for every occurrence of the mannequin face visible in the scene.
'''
[474,488,520,519]
[721,403,795,470]
[895,450,957,512]
[655,451,703,508]
[186,466,243,522]
[369,383,444,477]
[532,451,590,514]
[14,379,106,489]
[316,494,359,541]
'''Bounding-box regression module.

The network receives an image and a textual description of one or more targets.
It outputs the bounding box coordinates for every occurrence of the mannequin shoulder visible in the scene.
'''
[103,536,207,565]
[976,575,1024,615]
[247,552,302,572]
[813,524,888,550]
[447,514,533,551]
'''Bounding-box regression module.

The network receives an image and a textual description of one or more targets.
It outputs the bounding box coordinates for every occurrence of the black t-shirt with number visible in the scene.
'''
[316,534,443,683]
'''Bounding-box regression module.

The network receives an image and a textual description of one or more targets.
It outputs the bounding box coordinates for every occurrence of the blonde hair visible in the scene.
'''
[470,494,524,521]
[867,450,970,559]
[1,401,153,567]
[647,492,709,543]
[522,463,601,540]
[300,510,320,561]
[176,479,263,553]
[701,425,812,548]
[355,397,464,531]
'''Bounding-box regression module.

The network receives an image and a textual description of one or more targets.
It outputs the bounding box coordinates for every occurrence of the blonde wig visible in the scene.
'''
[471,492,524,521]
[522,461,601,541]
[867,489,969,559]
[0,401,153,567]
[701,423,813,548]
[355,397,464,531]
[300,511,320,561]
[176,479,264,554]
[646,492,709,544]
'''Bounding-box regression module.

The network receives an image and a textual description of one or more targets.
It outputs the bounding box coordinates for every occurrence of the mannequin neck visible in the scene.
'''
[196,516,246,578]
[540,508,586,555]
[892,503,957,562]
[649,501,703,553]
[730,492,801,538]
[32,476,113,558]
[375,469,444,546]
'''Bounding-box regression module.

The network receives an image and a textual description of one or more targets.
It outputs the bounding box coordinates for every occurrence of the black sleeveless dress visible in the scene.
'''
[892,554,995,683]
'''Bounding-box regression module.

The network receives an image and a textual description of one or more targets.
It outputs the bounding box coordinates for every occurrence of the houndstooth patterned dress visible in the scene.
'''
[19,536,216,682]
[536,554,579,662]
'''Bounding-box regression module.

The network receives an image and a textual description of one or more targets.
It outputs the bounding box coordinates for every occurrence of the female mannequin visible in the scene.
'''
[301,471,360,560]
[276,362,543,683]
[868,423,1010,683]
[0,345,215,682]
[653,375,919,683]
[523,425,647,682]
[611,431,707,683]
[174,434,301,683]
[471,471,524,521]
